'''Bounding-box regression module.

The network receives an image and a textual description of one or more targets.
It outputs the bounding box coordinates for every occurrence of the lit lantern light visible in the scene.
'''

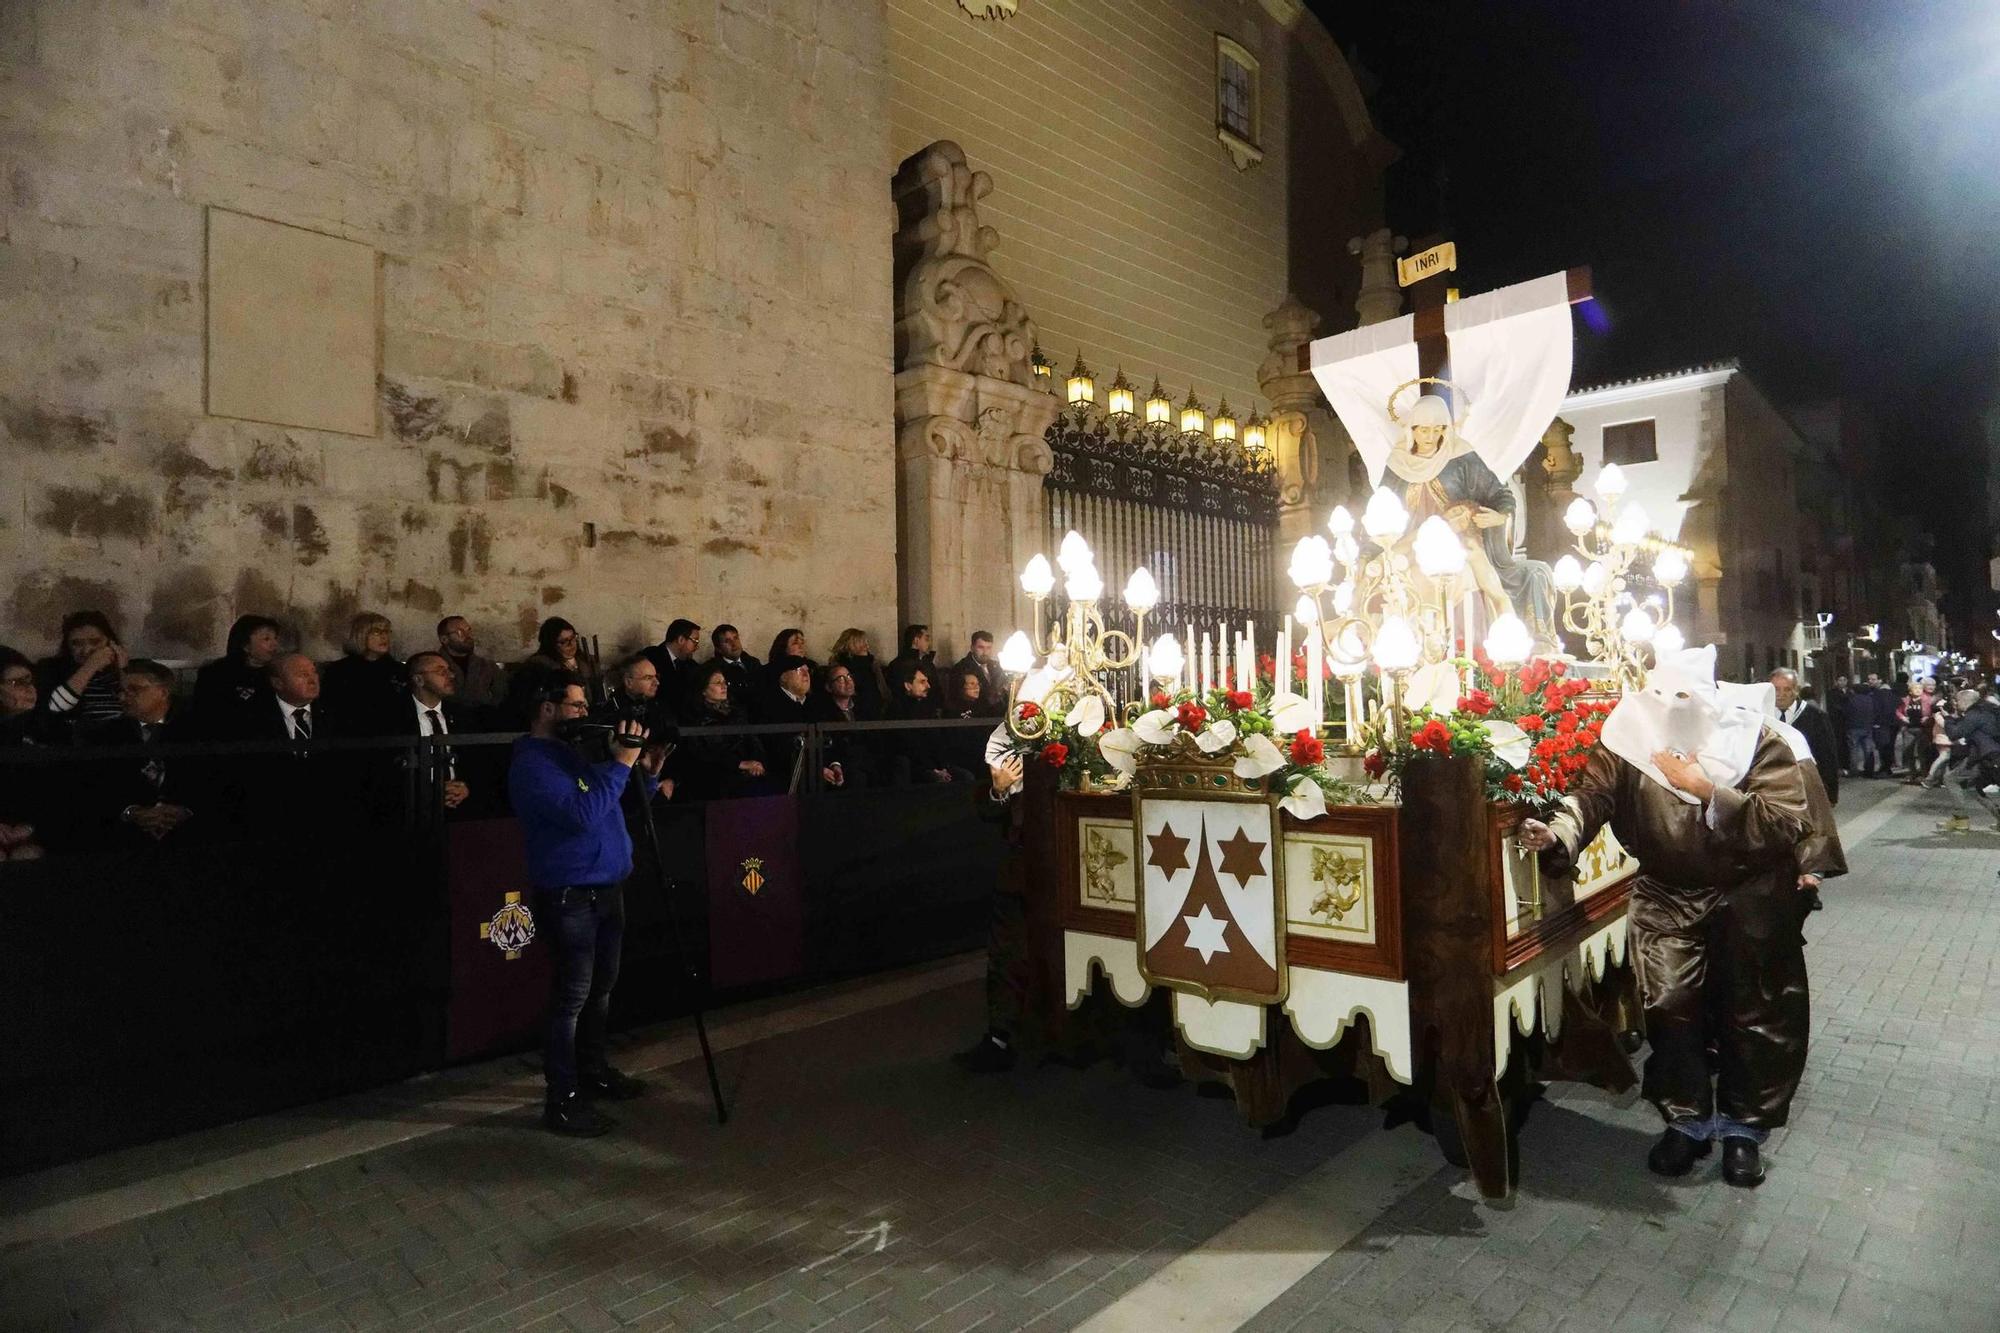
[1179,389,1208,437]
[1057,529,1092,573]
[1212,398,1238,444]
[1619,607,1657,644]
[1065,354,1095,405]
[1149,633,1184,682]
[1019,553,1055,598]
[1145,377,1172,425]
[1065,559,1103,603]
[1581,561,1609,597]
[1653,548,1688,586]
[1293,594,1319,627]
[1030,344,1053,390]
[1242,412,1268,456]
[1332,533,1360,566]
[1373,615,1421,672]
[1563,497,1598,536]
[1413,515,1467,578]
[998,631,1036,673]
[1609,501,1651,547]
[1332,581,1355,614]
[1553,554,1584,592]
[1123,566,1159,613]
[1596,462,1629,499]
[1331,624,1369,677]
[1652,623,1685,655]
[1327,504,1356,537]
[1483,613,1534,667]
[1106,368,1135,418]
[1288,535,1335,590]
[1361,488,1410,543]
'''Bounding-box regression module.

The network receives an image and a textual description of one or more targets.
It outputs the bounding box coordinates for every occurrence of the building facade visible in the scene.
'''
[0,0,1384,670]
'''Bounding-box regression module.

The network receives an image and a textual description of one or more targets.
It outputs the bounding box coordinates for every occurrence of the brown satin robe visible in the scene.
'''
[1551,730,1812,1130]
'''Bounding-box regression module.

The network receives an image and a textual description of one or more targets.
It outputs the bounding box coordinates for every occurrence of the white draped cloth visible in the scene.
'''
[1309,271,1575,487]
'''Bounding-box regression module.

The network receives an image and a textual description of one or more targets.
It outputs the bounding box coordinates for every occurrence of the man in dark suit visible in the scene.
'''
[1771,668,1838,804]
[372,651,481,818]
[81,659,204,848]
[641,618,703,708]
[951,630,1003,710]
[707,624,762,713]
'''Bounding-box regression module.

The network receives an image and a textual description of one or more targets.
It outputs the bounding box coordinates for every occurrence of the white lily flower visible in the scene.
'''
[1132,709,1178,746]
[1195,718,1238,754]
[1234,732,1286,779]
[1099,727,1141,776]
[1069,695,1106,738]
[1268,692,1317,734]
[1404,661,1462,717]
[1278,776,1328,821]
[1482,718,1532,770]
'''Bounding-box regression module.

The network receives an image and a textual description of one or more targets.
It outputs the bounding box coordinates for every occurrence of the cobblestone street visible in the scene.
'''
[4,780,1995,1332]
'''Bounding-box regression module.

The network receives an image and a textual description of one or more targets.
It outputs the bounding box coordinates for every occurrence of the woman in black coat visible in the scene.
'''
[676,664,776,800]
[318,611,405,730]
[193,614,284,737]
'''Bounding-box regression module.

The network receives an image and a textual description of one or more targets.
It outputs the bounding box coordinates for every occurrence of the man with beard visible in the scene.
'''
[1518,647,1811,1187]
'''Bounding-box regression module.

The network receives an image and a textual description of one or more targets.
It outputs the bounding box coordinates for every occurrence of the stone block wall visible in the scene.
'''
[0,0,895,664]
[886,0,1293,416]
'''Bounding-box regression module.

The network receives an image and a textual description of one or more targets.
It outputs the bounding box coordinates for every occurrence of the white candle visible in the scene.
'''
[1276,624,1290,695]
[1305,620,1324,726]
[1344,679,1362,746]
[1200,633,1212,695]
[1184,626,1196,695]
[1241,624,1255,691]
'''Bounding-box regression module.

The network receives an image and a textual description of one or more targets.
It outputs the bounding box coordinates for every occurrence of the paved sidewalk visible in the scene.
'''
[3,779,1995,1332]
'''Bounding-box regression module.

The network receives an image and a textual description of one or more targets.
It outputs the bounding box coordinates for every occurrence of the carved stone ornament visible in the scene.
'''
[956,0,1019,18]
[893,141,1040,387]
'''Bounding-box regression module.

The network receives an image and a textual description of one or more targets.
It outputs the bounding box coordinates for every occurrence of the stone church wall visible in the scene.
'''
[0,0,896,662]
[886,0,1293,416]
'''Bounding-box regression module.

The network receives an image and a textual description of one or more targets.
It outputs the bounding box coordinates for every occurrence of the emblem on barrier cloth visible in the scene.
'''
[1133,753,1287,1005]
[479,890,536,959]
[739,857,765,896]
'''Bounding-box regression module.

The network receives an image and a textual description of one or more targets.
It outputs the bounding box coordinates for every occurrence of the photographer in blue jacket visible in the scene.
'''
[508,667,665,1137]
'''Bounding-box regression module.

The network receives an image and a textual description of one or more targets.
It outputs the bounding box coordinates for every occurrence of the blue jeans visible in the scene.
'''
[1845,727,1877,773]
[539,884,625,1100]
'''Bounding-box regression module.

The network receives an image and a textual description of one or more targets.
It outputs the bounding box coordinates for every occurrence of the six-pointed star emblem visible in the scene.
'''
[1182,904,1231,963]
[1215,826,1268,888]
[1147,824,1191,877]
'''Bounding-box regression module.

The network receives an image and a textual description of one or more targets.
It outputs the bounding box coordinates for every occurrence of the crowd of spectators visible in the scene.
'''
[0,608,1012,858]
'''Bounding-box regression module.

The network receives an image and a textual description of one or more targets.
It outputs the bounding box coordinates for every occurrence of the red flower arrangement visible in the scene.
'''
[1042,742,1069,767]
[1459,688,1495,717]
[1289,729,1324,765]
[1175,702,1209,732]
[1362,750,1387,778]
[1412,719,1454,753]
[1017,701,1041,720]
[1226,689,1254,712]
[1151,691,1172,710]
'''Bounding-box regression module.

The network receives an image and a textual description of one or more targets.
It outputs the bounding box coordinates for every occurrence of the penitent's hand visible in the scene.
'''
[1516,818,1556,852]
[1651,748,1715,801]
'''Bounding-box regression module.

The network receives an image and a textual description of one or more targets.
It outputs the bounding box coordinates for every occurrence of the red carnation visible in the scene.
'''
[1017,701,1041,720]
[1289,729,1324,765]
[1556,713,1579,735]
[1516,715,1545,733]
[1042,742,1069,767]
[1550,660,1568,677]
[1175,702,1209,731]
[1151,691,1172,710]
[1502,773,1524,793]
[1460,688,1495,717]
[1363,750,1387,778]
[1227,689,1254,712]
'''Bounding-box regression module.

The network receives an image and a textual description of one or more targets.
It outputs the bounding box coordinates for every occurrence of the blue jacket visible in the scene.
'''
[508,736,658,889]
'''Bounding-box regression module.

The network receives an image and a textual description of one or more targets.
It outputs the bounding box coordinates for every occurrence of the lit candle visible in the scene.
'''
[1242,621,1256,692]
[1184,625,1196,695]
[1200,632,1212,696]
[1305,619,1324,725]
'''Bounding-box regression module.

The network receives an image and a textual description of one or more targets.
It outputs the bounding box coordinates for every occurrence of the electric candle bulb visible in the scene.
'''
[1149,633,1184,681]
[1652,623,1685,655]
[1065,560,1102,603]
[1332,581,1355,615]
[998,631,1036,674]
[1333,624,1369,676]
[1019,553,1055,598]
[1293,594,1319,627]
[1372,616,1420,672]
[1327,505,1356,537]
[1123,566,1159,613]
[1596,462,1628,499]
[1563,497,1598,536]
[1553,554,1584,592]
[1653,549,1688,586]
[1582,561,1609,597]
[1609,502,1651,547]
[1483,613,1534,667]
[1288,536,1335,590]
[1333,533,1360,566]
[1413,515,1466,577]
[1361,488,1410,543]
[1057,529,1091,574]
[1620,607,1656,643]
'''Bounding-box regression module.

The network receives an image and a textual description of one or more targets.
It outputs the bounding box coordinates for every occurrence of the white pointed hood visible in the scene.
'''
[1601,645,1762,803]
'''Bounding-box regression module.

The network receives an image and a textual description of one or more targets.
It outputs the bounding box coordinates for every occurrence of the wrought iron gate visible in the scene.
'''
[1041,408,1279,693]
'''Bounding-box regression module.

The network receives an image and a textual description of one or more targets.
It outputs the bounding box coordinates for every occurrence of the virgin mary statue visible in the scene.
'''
[1386,394,1558,648]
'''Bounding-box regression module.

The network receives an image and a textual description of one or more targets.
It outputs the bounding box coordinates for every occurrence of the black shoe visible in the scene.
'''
[543,1092,614,1137]
[952,1033,1016,1074]
[1721,1137,1765,1188]
[581,1067,648,1100]
[1646,1129,1711,1177]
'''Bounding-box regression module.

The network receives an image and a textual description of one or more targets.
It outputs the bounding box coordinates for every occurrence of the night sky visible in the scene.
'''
[1313,0,2000,613]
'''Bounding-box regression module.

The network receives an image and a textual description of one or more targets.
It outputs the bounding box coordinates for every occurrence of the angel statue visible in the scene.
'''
[1385,390,1558,649]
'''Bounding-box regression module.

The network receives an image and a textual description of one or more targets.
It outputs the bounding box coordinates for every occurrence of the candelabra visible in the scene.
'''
[1550,463,1688,690]
[999,531,1157,741]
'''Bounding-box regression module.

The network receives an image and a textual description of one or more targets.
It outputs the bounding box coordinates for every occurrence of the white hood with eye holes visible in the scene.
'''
[1601,645,1764,803]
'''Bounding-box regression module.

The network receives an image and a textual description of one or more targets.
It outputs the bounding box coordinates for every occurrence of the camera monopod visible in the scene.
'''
[632,746,728,1126]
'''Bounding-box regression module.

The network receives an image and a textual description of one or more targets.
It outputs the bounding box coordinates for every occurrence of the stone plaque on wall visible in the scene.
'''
[205,208,378,437]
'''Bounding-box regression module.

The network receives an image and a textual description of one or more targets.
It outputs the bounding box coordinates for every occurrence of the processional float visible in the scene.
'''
[996,268,1700,1200]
